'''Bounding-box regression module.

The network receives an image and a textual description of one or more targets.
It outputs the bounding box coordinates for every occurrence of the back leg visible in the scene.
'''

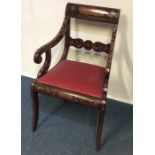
[96,108,105,151]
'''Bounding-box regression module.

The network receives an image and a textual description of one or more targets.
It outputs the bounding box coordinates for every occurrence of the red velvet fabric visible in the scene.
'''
[37,60,106,99]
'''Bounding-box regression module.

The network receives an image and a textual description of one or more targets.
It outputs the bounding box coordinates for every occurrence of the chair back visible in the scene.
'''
[65,3,120,71]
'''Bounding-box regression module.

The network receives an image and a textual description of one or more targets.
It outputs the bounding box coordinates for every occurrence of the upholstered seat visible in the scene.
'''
[37,60,106,99]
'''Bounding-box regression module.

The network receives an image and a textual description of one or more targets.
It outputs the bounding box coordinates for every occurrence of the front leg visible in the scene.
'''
[31,83,39,132]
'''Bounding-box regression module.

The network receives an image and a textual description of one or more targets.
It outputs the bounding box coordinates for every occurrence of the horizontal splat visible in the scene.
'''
[69,37,110,53]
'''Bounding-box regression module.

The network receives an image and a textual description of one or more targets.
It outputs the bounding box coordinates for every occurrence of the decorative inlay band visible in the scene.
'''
[32,82,104,109]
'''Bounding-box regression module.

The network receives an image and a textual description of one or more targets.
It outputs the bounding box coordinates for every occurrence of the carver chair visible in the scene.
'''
[30,3,120,151]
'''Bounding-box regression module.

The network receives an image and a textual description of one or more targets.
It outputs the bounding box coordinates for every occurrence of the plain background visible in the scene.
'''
[22,0,133,104]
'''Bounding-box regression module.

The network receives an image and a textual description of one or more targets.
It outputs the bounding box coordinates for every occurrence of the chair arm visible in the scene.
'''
[34,16,69,64]
[33,16,69,78]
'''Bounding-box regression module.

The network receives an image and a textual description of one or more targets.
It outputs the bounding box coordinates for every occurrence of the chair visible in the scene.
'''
[30,3,120,151]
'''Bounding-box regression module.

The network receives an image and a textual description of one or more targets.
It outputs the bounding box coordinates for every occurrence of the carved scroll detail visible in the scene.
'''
[37,50,51,78]
[69,37,110,53]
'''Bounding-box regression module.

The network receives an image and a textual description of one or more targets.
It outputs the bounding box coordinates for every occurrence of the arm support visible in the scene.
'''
[34,16,69,78]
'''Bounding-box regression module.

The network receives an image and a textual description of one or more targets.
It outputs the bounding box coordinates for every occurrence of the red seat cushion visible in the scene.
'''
[37,60,106,99]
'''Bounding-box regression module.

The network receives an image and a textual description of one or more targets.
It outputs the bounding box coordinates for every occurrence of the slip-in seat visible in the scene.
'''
[37,60,106,99]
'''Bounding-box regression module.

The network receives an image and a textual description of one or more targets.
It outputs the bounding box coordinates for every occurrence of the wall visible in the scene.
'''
[22,0,133,104]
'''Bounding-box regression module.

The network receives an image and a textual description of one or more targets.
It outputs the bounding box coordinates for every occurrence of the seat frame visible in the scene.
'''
[30,3,120,151]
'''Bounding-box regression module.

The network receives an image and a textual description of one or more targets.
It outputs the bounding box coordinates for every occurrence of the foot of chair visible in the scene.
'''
[31,84,39,132]
[96,108,105,151]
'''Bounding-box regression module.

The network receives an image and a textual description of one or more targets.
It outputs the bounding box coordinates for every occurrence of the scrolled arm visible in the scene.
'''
[34,16,69,78]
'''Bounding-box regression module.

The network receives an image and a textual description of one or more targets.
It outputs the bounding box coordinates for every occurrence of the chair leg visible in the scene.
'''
[96,108,105,151]
[31,85,39,132]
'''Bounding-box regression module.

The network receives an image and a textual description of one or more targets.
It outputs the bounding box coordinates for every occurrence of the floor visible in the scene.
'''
[21,76,133,155]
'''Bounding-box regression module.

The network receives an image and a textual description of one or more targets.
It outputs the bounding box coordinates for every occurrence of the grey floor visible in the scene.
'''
[21,76,133,155]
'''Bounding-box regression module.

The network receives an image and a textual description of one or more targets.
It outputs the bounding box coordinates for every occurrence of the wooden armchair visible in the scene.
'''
[30,3,120,151]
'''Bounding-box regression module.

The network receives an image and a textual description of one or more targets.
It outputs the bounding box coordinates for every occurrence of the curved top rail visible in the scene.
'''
[66,3,120,24]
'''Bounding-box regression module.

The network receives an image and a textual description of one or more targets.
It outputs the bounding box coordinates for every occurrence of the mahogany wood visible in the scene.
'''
[32,82,105,109]
[96,108,106,151]
[62,17,70,60]
[33,16,70,77]
[69,37,110,53]
[37,49,51,78]
[66,3,120,24]
[31,83,39,132]
[30,3,120,151]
